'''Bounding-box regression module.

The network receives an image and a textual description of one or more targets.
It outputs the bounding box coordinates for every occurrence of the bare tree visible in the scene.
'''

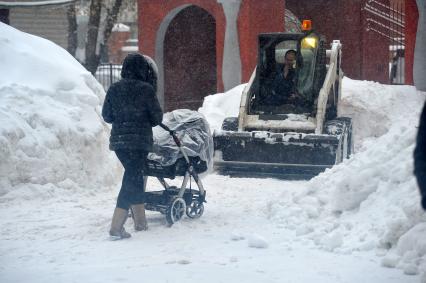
[84,0,103,74]
[66,2,78,56]
[67,0,124,74]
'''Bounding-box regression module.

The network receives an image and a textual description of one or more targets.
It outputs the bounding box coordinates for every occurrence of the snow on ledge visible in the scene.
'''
[0,0,73,7]
[112,23,130,32]
[121,46,138,52]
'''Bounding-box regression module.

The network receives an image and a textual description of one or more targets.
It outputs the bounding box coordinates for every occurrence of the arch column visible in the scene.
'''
[414,0,426,91]
[218,0,242,91]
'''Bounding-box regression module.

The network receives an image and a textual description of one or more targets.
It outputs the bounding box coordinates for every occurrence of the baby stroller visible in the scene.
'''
[143,122,208,226]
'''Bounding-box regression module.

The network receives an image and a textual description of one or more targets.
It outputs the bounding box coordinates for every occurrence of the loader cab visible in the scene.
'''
[250,32,326,115]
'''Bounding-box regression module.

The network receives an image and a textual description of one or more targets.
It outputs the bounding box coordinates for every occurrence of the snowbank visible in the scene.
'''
[271,79,426,275]
[339,78,423,151]
[0,23,120,198]
[198,84,246,131]
[198,77,426,275]
[1,20,426,282]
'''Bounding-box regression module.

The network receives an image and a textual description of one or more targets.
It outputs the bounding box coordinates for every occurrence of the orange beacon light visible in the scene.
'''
[301,20,312,31]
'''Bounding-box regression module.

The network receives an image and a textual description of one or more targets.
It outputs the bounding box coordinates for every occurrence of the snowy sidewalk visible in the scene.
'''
[0,175,418,283]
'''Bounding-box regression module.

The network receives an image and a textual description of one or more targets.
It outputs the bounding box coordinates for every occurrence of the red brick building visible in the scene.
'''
[107,24,131,64]
[287,0,390,83]
[405,0,418,85]
[137,0,418,111]
[138,0,284,111]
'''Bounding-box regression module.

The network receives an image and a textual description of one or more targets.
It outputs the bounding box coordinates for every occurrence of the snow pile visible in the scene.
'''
[1,21,426,282]
[198,83,246,131]
[0,23,119,198]
[198,76,426,275]
[268,79,426,275]
[247,234,269,249]
[338,78,421,150]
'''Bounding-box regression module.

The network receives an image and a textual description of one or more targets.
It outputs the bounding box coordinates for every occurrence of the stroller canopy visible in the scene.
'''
[148,109,214,170]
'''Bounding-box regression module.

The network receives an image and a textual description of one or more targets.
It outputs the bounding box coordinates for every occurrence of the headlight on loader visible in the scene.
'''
[302,37,318,49]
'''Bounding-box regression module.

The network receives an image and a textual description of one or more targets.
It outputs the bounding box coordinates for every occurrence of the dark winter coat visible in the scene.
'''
[272,68,295,100]
[269,68,296,104]
[102,54,163,152]
[414,101,426,210]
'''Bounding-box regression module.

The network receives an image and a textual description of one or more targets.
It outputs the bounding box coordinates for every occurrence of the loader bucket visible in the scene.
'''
[213,130,342,179]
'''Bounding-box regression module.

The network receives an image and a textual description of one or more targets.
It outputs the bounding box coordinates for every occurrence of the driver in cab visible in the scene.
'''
[269,49,297,104]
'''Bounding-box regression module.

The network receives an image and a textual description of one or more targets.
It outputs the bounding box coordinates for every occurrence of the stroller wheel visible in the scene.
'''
[166,196,186,226]
[186,200,204,219]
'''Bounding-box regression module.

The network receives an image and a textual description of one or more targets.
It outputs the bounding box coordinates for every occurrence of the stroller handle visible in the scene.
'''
[159,123,182,147]
[159,122,171,132]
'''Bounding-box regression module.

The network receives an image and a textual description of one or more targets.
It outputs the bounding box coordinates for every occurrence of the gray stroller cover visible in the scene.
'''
[148,109,214,171]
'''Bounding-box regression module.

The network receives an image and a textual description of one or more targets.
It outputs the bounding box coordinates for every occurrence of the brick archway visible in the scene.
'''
[155,4,190,109]
[138,0,284,110]
[163,5,217,111]
[139,0,226,109]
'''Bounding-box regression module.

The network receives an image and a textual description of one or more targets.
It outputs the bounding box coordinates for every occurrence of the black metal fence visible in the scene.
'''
[95,63,122,90]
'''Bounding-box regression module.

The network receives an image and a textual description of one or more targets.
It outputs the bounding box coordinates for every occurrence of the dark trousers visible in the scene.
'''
[415,102,426,210]
[115,150,148,210]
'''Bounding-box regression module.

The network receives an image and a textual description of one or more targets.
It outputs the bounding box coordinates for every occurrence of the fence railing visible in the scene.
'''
[363,0,405,84]
[95,63,122,90]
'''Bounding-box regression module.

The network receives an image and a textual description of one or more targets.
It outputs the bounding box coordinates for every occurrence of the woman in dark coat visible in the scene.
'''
[102,53,163,240]
[414,101,426,211]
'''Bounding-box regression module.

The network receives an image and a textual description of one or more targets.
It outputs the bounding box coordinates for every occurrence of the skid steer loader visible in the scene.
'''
[213,25,353,179]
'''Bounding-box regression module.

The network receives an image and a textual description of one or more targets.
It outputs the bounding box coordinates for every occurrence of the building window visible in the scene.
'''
[0,9,9,25]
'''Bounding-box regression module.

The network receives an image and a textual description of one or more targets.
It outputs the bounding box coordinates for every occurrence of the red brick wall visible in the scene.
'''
[286,0,389,83]
[108,31,130,64]
[360,7,389,84]
[138,0,284,111]
[238,0,285,82]
[138,0,225,93]
[405,0,418,85]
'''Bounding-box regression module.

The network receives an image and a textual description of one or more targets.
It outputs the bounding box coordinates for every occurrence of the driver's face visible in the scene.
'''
[285,53,296,67]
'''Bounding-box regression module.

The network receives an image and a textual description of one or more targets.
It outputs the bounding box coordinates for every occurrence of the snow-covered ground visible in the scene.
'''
[1,22,426,283]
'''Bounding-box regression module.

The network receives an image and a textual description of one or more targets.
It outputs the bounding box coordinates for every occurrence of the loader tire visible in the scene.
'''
[222,117,238,131]
[325,117,352,163]
[335,117,353,158]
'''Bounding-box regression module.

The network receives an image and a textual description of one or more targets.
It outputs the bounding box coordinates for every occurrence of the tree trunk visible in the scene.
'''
[84,0,123,75]
[85,0,102,74]
[66,3,78,56]
[103,0,123,46]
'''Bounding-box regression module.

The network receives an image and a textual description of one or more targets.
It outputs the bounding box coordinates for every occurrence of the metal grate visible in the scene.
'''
[95,63,122,90]
[364,0,405,84]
